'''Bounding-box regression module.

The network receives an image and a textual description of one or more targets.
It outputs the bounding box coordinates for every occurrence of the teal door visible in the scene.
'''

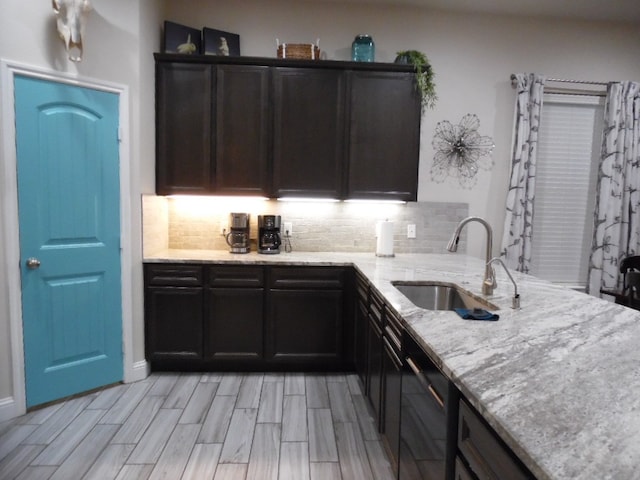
[14,75,123,408]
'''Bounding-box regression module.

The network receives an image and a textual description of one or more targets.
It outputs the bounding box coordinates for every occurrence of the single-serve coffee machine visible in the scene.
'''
[258,215,281,254]
[226,213,250,254]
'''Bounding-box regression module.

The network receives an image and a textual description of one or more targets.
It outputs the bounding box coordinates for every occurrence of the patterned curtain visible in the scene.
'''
[587,81,640,295]
[500,73,546,273]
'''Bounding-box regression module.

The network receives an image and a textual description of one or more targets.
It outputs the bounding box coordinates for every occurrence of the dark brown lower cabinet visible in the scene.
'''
[206,287,264,364]
[205,265,265,368]
[458,399,534,480]
[267,266,347,369]
[267,289,344,368]
[354,272,369,386]
[354,297,369,388]
[366,288,385,426]
[144,263,205,366]
[382,330,402,474]
[455,457,475,480]
[144,263,349,371]
[367,313,383,424]
[145,287,203,362]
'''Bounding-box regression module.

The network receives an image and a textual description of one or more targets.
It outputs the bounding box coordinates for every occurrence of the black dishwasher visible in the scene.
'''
[399,331,458,480]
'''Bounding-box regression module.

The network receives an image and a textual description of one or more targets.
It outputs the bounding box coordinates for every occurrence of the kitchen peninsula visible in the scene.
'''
[144,249,640,480]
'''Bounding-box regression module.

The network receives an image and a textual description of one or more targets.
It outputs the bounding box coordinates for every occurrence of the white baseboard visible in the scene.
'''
[125,360,150,383]
[0,361,149,423]
[0,396,23,423]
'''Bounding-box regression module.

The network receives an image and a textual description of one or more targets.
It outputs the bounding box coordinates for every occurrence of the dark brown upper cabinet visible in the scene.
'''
[272,67,345,199]
[156,61,269,196]
[346,71,421,201]
[154,54,421,201]
[215,65,270,196]
[156,62,214,195]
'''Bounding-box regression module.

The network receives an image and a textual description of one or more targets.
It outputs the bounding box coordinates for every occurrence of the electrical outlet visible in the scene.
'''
[407,224,417,239]
[284,221,293,236]
[221,224,228,236]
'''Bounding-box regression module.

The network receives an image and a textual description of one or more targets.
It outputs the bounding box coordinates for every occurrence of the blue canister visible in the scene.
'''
[352,35,375,62]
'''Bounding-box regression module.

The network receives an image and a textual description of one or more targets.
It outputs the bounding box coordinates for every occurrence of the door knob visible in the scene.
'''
[26,258,41,269]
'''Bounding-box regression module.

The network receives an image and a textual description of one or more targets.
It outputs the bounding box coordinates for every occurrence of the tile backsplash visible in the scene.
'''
[142,195,468,255]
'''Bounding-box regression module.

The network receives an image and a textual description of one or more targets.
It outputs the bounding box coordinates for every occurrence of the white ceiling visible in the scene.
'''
[313,0,640,23]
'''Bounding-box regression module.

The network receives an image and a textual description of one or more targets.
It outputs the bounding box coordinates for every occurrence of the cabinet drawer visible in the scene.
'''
[270,267,345,289]
[458,400,532,480]
[145,264,204,286]
[454,457,474,480]
[369,288,384,326]
[385,306,402,343]
[208,265,264,287]
[355,271,369,303]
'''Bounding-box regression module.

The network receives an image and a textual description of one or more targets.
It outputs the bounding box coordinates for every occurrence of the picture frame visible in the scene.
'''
[203,27,241,57]
[163,21,202,55]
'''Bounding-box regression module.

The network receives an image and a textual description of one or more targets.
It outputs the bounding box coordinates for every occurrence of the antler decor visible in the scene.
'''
[52,0,93,62]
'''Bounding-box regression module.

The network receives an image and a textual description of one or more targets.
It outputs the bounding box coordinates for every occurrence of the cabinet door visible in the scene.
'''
[156,62,214,195]
[272,68,345,198]
[355,297,369,388]
[455,457,475,480]
[206,288,264,363]
[367,315,383,427]
[458,400,533,480]
[382,335,402,473]
[145,286,203,361]
[346,71,421,201]
[215,65,270,195]
[268,289,344,368]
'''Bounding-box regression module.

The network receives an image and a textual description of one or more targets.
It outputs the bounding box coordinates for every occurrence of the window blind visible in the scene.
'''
[530,94,604,288]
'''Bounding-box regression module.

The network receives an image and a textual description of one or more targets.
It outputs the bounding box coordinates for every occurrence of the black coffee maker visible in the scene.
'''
[226,213,250,254]
[258,215,281,254]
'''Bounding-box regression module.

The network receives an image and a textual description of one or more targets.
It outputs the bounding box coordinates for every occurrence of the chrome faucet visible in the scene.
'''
[488,257,521,309]
[447,216,496,296]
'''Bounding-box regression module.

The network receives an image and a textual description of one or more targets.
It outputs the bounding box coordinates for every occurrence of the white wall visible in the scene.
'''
[0,0,160,412]
[165,0,640,258]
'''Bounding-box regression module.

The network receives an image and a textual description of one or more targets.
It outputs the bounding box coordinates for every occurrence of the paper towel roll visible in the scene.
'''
[376,220,395,257]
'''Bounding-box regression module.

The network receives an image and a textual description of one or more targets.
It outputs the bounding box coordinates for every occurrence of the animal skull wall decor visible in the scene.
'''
[52,0,93,62]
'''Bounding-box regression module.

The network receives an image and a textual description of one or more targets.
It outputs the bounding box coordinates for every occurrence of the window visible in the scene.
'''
[530,94,604,289]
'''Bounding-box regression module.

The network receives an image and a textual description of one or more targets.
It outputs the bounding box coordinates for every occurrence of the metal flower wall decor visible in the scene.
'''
[431,114,495,189]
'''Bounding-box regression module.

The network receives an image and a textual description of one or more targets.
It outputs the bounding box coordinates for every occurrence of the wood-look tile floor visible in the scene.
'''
[0,372,395,480]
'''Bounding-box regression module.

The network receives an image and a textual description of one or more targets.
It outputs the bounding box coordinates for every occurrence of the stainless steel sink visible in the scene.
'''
[392,281,497,311]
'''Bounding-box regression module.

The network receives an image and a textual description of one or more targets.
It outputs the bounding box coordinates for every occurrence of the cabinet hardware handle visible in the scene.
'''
[406,357,431,387]
[406,356,446,409]
[383,336,402,368]
[428,384,445,409]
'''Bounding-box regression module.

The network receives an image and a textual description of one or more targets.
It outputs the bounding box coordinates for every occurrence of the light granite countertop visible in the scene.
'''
[145,249,640,480]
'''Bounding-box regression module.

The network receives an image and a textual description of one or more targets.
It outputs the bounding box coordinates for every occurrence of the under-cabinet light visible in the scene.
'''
[343,199,407,205]
[277,197,340,203]
[167,195,269,201]
[167,195,270,217]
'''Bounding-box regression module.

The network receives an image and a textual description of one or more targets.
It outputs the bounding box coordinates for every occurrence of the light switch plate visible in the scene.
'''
[407,224,417,238]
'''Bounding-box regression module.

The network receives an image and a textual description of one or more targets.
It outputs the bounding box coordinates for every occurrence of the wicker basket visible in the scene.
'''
[277,43,321,60]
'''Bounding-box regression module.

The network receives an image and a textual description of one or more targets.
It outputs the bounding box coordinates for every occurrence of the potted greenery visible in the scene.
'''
[395,50,437,111]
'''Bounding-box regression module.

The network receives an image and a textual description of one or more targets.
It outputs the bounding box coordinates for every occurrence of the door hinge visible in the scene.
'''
[117,126,123,143]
